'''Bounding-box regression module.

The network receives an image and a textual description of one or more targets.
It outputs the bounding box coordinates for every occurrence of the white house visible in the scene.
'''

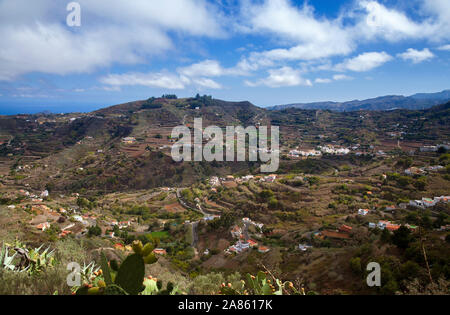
[422,198,437,207]
[298,244,312,251]
[358,209,369,216]
[409,200,424,208]
[420,146,437,152]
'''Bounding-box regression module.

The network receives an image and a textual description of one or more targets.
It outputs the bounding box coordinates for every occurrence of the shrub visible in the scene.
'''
[349,257,362,275]
[391,226,412,249]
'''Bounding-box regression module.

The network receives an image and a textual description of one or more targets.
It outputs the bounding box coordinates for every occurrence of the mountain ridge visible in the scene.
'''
[268,89,450,111]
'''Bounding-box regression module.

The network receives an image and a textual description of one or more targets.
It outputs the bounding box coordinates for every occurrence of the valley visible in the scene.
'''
[0,95,449,295]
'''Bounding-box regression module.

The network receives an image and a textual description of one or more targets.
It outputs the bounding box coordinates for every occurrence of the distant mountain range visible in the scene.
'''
[268,90,450,112]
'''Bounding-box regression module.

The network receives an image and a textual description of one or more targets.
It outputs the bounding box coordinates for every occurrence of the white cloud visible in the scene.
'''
[236,0,450,76]
[315,78,332,84]
[398,48,434,64]
[178,60,225,77]
[314,74,352,84]
[100,72,187,90]
[335,52,392,72]
[191,78,223,89]
[355,1,427,41]
[238,0,354,68]
[246,67,312,88]
[0,0,224,81]
[100,71,224,90]
[438,44,450,51]
[101,86,121,92]
[1,0,450,88]
[177,60,247,78]
[333,74,353,81]
[353,0,450,42]
[421,0,450,40]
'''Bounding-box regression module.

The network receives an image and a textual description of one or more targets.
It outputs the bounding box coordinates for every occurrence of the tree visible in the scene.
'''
[399,261,420,280]
[392,226,412,249]
[396,157,413,168]
[208,212,234,230]
[380,228,391,243]
[413,177,427,191]
[259,190,274,201]
[268,198,279,209]
[162,94,177,99]
[349,257,362,275]
[381,279,399,295]
[88,225,102,237]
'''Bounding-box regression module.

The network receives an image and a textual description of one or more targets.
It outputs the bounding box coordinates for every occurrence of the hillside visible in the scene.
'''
[0,98,448,194]
[0,95,449,296]
[269,90,450,111]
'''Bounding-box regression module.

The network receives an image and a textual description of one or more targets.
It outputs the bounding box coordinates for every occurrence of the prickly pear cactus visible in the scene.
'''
[142,243,154,257]
[100,252,113,286]
[104,284,128,295]
[75,239,159,295]
[115,253,145,295]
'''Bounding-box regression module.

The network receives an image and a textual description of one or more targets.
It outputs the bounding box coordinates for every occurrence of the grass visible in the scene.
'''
[149,231,169,240]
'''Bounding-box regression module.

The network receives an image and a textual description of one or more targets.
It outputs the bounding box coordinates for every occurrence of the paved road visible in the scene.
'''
[177,188,223,252]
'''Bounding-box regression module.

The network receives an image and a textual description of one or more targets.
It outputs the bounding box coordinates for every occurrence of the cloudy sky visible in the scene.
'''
[0,0,449,114]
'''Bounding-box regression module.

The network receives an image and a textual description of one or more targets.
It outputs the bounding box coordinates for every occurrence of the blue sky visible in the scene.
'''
[0,0,449,114]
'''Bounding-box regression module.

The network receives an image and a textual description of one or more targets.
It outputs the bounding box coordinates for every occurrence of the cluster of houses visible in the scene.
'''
[109,220,133,230]
[225,239,260,254]
[15,191,139,239]
[420,144,449,152]
[289,149,322,158]
[318,146,351,155]
[409,196,450,208]
[368,220,417,232]
[226,223,270,255]
[288,145,353,158]
[16,189,50,202]
[209,173,277,189]
[369,220,400,231]
[405,165,444,176]
[26,202,96,236]
[122,137,137,144]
